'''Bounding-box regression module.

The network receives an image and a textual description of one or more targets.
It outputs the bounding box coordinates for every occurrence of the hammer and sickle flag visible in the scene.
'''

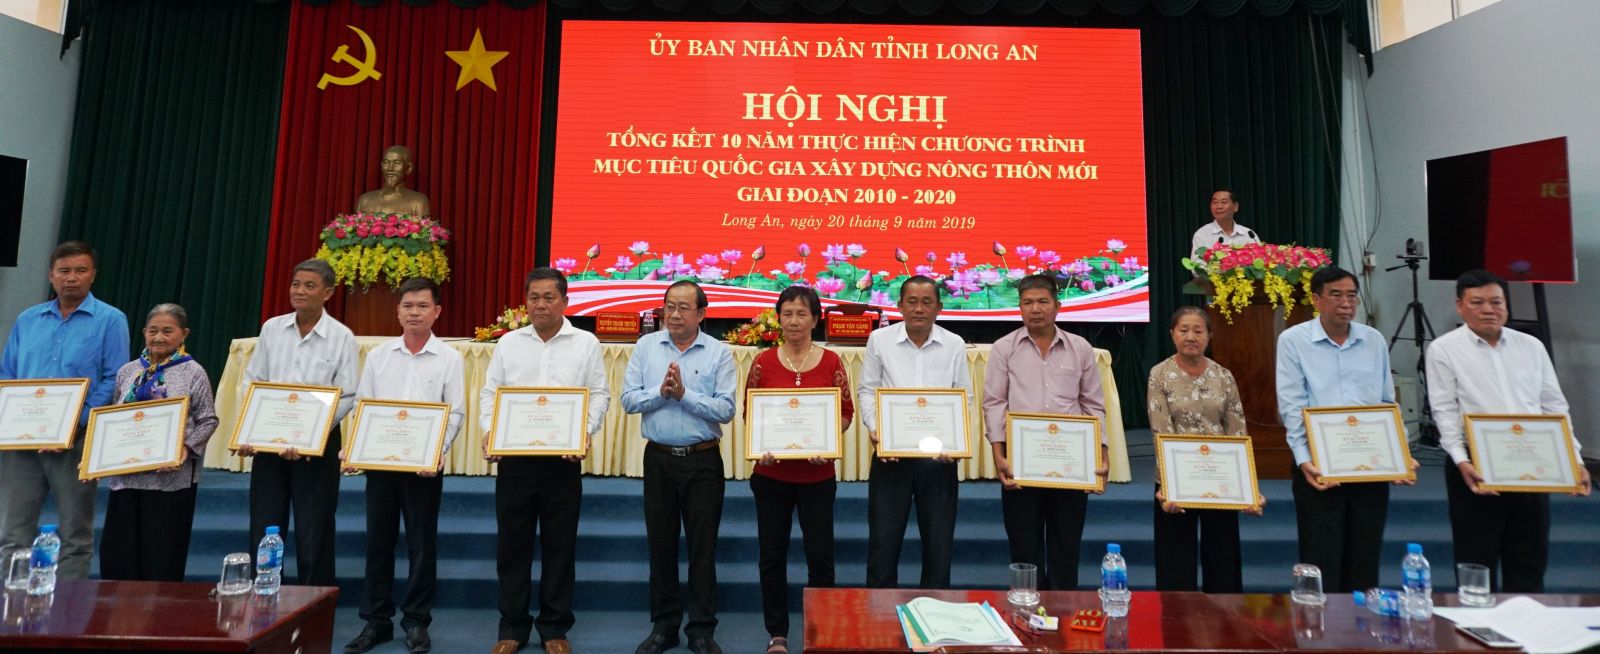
[317,25,382,90]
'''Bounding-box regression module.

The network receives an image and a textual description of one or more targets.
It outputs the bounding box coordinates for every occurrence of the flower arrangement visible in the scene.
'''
[1182,242,1333,322]
[557,239,1148,311]
[724,308,783,347]
[471,305,529,342]
[314,213,452,290]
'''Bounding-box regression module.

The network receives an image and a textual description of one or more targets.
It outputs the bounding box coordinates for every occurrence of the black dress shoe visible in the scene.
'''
[344,625,393,654]
[687,637,722,654]
[405,626,432,653]
[633,633,679,654]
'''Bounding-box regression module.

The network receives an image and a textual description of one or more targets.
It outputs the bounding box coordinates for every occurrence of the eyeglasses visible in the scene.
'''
[1320,292,1361,305]
[663,304,700,316]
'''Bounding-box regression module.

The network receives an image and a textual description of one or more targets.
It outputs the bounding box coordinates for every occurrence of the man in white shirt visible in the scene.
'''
[1190,189,1260,259]
[343,278,465,654]
[858,276,973,589]
[239,259,358,588]
[1426,270,1591,593]
[484,268,609,654]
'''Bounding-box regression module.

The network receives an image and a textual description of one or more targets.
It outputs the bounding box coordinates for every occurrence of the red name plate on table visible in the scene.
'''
[595,312,641,342]
[826,315,875,345]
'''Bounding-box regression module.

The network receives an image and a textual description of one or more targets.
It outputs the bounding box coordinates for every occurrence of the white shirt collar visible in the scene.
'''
[892,321,949,348]
[513,317,582,344]
[387,333,445,356]
[281,311,332,339]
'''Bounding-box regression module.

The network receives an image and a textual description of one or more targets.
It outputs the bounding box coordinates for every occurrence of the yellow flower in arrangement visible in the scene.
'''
[471,305,530,342]
[1186,242,1333,323]
[316,213,452,290]
[724,308,783,347]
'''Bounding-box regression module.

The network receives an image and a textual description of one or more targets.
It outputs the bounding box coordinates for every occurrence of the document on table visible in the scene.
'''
[1434,596,1600,654]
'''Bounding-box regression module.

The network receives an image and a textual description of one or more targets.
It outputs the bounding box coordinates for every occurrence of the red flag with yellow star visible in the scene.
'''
[262,1,545,337]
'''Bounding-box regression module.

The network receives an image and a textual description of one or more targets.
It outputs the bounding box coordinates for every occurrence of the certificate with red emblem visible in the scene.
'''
[1006,412,1102,491]
[79,396,189,480]
[1156,434,1260,510]
[875,388,973,459]
[487,387,590,457]
[229,382,341,456]
[345,399,449,473]
[0,378,89,450]
[745,388,842,460]
[1465,414,1584,493]
[1303,404,1414,483]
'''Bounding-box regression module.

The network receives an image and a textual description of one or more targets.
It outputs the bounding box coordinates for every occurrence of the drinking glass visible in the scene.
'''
[1456,563,1494,607]
[216,553,253,596]
[1007,562,1039,608]
[3,552,29,591]
[1291,563,1325,606]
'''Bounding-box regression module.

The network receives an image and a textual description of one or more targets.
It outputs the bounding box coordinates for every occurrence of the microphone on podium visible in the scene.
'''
[1247,229,1258,241]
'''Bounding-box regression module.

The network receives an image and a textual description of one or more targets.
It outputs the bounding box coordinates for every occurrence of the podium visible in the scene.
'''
[337,285,402,337]
[1189,279,1312,479]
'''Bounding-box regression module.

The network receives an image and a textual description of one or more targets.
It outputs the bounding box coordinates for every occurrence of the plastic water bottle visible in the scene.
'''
[1354,589,1403,617]
[26,525,60,596]
[1401,543,1433,619]
[878,311,890,329]
[1099,543,1130,617]
[641,310,656,333]
[254,526,284,596]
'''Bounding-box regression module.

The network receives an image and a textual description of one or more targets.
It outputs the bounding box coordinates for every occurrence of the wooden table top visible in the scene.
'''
[0,581,338,652]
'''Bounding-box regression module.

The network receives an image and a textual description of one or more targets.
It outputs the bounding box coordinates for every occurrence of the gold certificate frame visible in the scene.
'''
[1303,404,1414,483]
[873,388,973,459]
[744,387,843,461]
[0,378,90,451]
[345,399,450,473]
[486,387,591,457]
[1464,414,1584,493]
[1006,412,1103,491]
[227,382,342,456]
[79,396,189,481]
[1155,434,1260,510]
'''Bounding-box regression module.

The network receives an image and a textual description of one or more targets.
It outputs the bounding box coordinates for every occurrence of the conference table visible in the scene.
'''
[203,337,1131,482]
[0,581,337,653]
[801,588,1599,653]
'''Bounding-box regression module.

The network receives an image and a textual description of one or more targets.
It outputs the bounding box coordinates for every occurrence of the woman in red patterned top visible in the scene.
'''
[747,285,853,654]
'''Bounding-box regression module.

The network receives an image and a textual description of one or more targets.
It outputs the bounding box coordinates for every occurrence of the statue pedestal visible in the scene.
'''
[1204,288,1313,480]
[337,285,401,337]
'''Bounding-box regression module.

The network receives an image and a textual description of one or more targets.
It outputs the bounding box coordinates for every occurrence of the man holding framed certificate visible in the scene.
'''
[342,278,464,654]
[481,268,609,654]
[983,274,1107,590]
[1277,267,1416,594]
[239,259,358,589]
[0,241,129,581]
[858,276,972,590]
[1426,270,1591,593]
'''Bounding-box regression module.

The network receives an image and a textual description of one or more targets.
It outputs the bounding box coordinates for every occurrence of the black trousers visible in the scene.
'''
[1291,464,1389,594]
[496,458,582,644]
[99,486,198,582]
[750,473,836,638]
[1444,462,1550,592]
[1001,486,1087,590]
[248,426,342,587]
[359,471,443,631]
[643,446,724,640]
[866,458,957,589]
[1152,498,1243,593]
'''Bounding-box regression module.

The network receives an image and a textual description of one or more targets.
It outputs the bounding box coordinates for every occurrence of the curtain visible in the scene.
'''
[260,1,547,336]
[57,0,289,378]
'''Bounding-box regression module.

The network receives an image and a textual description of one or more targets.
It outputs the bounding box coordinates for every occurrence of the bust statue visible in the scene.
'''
[355,145,432,216]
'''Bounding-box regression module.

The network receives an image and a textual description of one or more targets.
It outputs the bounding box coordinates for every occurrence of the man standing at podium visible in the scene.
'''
[1190,189,1260,258]
[1277,266,1415,593]
[1426,270,1590,592]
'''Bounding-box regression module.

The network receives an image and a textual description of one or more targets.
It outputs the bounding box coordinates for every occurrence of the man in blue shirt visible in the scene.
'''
[1277,266,1417,593]
[622,280,736,654]
[0,241,130,580]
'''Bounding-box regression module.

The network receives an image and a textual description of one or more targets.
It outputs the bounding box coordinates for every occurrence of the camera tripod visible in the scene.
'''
[1387,256,1440,446]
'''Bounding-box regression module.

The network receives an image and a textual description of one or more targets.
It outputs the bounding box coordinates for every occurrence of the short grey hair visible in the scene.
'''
[293,258,336,287]
[146,303,189,330]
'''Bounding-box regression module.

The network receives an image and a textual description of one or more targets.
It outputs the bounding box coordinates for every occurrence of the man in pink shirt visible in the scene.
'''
[983,274,1109,589]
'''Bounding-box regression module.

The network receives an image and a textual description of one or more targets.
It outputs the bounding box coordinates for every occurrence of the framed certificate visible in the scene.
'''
[745,388,843,460]
[486,387,590,456]
[1006,412,1103,491]
[1303,404,1415,483]
[78,397,189,480]
[228,382,341,455]
[1464,414,1585,493]
[0,378,90,451]
[345,399,450,473]
[1155,434,1261,510]
[874,388,973,459]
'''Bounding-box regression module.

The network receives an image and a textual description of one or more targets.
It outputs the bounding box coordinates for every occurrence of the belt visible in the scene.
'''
[646,439,721,457]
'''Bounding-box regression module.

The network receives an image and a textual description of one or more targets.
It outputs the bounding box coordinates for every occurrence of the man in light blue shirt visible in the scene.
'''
[0,241,130,580]
[1277,266,1415,594]
[622,280,736,654]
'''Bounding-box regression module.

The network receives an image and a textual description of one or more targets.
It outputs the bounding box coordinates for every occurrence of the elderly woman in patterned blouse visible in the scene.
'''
[1146,306,1263,593]
[98,303,219,582]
